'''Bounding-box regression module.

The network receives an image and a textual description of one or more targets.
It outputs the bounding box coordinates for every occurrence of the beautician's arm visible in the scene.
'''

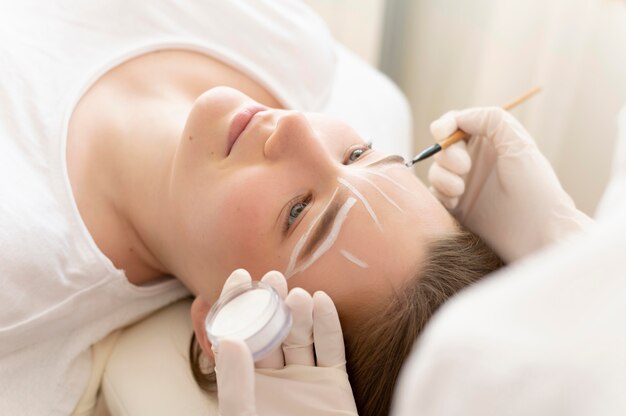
[428,107,593,263]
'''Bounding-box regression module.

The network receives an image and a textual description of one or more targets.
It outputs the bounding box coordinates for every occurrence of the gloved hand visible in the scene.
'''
[212,269,357,416]
[428,107,594,263]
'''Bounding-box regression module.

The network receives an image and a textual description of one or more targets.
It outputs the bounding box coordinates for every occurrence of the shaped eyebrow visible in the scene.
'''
[297,188,348,261]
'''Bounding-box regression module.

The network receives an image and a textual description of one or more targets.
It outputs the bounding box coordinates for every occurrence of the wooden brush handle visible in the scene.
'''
[439,86,541,150]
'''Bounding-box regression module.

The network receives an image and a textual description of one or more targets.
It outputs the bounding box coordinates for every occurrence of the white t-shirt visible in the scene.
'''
[0,1,411,414]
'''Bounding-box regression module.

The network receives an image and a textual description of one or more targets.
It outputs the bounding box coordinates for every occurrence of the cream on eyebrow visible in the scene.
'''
[340,249,368,269]
[353,174,404,213]
[287,197,357,278]
[338,177,382,231]
[284,187,339,278]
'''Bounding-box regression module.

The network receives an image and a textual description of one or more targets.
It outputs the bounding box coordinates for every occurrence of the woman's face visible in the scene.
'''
[170,87,456,324]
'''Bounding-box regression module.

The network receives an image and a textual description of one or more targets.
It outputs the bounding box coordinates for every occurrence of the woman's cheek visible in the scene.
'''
[210,191,274,270]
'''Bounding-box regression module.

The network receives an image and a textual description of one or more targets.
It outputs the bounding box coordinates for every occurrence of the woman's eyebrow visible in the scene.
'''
[295,155,404,262]
[365,154,406,168]
[297,189,348,262]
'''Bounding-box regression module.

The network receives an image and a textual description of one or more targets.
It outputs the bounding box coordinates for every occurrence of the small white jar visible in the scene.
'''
[205,281,292,361]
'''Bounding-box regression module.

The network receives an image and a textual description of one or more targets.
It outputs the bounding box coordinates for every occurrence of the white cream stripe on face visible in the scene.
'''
[353,174,404,213]
[365,170,410,193]
[337,177,382,231]
[285,187,339,278]
[287,197,357,278]
[340,249,369,269]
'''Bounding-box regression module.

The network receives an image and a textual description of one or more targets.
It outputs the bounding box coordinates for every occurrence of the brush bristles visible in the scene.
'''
[407,143,442,166]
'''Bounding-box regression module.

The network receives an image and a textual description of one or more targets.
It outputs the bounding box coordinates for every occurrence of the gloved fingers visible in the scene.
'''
[259,270,288,299]
[215,338,258,416]
[453,106,501,138]
[429,186,459,210]
[253,272,290,369]
[221,268,252,297]
[249,270,290,370]
[312,291,347,371]
[433,140,472,175]
[282,288,315,366]
[430,110,458,141]
[254,348,285,369]
[428,162,465,197]
[199,269,253,359]
[454,107,535,151]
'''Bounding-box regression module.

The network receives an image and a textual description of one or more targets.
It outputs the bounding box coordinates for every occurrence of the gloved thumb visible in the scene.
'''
[430,110,458,141]
[454,106,536,153]
[215,338,257,416]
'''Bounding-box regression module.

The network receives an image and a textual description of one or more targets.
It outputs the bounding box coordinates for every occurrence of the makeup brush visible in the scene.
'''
[405,86,542,167]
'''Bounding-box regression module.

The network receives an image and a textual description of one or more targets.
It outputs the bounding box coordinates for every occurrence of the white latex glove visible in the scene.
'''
[213,269,357,416]
[427,107,594,262]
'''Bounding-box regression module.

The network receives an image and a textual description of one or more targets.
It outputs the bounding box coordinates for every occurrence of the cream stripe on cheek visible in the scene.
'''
[284,187,339,278]
[340,249,369,269]
[286,197,357,279]
[338,177,382,231]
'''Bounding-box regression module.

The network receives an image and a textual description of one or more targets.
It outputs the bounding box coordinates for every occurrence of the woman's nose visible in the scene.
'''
[264,111,337,173]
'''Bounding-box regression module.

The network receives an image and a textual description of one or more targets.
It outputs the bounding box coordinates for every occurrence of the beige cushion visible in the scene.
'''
[101,299,218,416]
[72,330,121,416]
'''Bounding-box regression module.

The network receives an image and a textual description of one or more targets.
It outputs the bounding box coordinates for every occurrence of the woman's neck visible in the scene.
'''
[68,73,190,285]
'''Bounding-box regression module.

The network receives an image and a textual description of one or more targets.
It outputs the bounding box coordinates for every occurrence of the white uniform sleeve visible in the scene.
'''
[595,106,626,220]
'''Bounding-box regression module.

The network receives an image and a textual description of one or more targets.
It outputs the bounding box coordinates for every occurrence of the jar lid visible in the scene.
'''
[205,281,292,361]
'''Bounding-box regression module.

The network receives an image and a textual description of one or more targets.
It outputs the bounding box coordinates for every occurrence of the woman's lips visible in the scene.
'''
[226,105,267,156]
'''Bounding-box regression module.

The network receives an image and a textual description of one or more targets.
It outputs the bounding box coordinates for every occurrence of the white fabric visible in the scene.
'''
[392,107,626,415]
[595,107,626,220]
[0,1,410,415]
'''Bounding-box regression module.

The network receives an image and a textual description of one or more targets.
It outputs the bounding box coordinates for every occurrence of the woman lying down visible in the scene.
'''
[1,44,503,416]
[0,1,511,415]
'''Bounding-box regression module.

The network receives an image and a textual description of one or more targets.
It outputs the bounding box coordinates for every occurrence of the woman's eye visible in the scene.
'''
[345,142,373,165]
[348,148,366,162]
[288,200,308,226]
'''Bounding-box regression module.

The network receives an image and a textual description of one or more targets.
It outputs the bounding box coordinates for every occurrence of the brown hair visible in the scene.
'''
[189,225,503,414]
[345,225,503,415]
